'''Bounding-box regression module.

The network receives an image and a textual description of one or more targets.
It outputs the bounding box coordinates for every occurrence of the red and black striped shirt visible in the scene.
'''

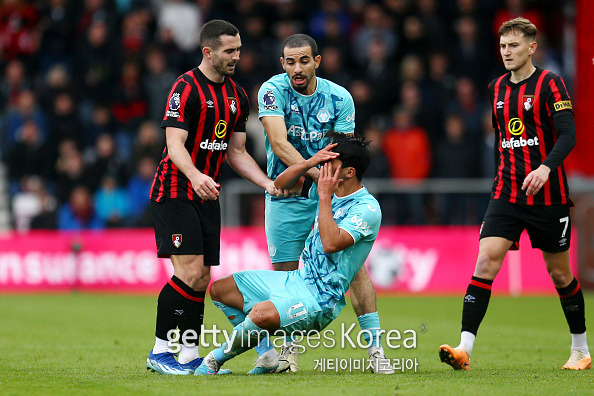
[150,67,249,202]
[488,67,573,206]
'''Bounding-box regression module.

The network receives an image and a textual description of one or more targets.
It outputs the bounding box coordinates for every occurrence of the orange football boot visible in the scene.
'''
[438,344,470,371]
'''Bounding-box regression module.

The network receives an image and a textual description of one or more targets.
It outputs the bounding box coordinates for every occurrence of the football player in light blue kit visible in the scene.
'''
[196,136,394,375]
[258,34,389,373]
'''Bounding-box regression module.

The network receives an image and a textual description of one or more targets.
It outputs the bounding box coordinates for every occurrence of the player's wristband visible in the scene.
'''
[300,178,314,198]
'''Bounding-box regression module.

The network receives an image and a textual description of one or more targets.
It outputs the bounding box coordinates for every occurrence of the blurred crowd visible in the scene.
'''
[0,0,574,230]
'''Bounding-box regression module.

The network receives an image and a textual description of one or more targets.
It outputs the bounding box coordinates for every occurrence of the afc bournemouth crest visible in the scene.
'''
[228,97,237,114]
[172,234,182,248]
[523,95,534,111]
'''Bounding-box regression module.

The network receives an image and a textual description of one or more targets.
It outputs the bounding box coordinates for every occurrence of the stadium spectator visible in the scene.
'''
[421,51,455,141]
[450,15,491,87]
[432,113,477,224]
[351,4,398,67]
[308,0,352,41]
[120,7,154,56]
[48,91,84,147]
[362,124,390,179]
[154,25,185,72]
[76,0,116,36]
[37,64,71,115]
[143,45,177,123]
[383,106,431,181]
[94,174,129,228]
[55,139,93,203]
[157,0,202,53]
[317,46,352,90]
[0,0,39,61]
[5,119,53,187]
[0,59,29,110]
[12,175,57,232]
[87,133,128,192]
[37,0,76,71]
[58,185,104,230]
[111,60,149,155]
[399,15,430,60]
[132,120,164,166]
[382,106,431,224]
[447,77,485,139]
[362,38,399,116]
[126,155,156,227]
[349,79,377,134]
[417,0,447,49]
[5,89,48,149]
[85,103,116,148]
[74,17,120,104]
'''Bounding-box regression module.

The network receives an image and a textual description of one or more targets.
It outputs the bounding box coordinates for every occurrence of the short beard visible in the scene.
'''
[213,61,234,77]
[291,76,310,93]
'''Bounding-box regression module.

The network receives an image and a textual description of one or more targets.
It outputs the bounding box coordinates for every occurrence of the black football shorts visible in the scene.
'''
[150,198,221,265]
[480,198,571,253]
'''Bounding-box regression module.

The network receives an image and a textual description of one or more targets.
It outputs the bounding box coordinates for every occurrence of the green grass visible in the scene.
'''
[0,293,592,395]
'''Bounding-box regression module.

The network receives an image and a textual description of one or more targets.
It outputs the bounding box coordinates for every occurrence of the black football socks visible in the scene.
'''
[156,276,205,344]
[461,276,493,335]
[556,278,586,335]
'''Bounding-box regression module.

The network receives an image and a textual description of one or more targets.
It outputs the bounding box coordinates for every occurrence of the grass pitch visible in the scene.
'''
[0,293,591,395]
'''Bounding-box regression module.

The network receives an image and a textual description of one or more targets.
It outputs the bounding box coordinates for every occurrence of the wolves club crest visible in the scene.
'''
[523,95,534,111]
[172,234,182,248]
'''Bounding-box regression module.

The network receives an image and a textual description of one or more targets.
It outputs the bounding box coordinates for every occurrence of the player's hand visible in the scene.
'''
[264,180,293,197]
[317,162,342,199]
[305,143,339,168]
[522,164,551,196]
[191,173,220,200]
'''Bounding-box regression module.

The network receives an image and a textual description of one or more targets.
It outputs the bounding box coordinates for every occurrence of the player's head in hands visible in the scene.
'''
[281,34,321,95]
[498,17,538,73]
[199,20,241,80]
[327,132,371,184]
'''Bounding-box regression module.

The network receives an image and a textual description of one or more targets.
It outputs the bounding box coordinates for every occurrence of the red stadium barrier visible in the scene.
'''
[0,228,577,294]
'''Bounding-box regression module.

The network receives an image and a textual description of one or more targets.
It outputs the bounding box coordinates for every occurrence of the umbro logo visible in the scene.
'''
[464,294,475,303]
[206,100,214,108]
[174,309,184,316]
[496,101,504,109]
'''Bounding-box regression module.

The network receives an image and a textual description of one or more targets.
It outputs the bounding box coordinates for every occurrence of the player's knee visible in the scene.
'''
[548,267,572,287]
[209,279,222,302]
[249,302,279,331]
[475,252,498,278]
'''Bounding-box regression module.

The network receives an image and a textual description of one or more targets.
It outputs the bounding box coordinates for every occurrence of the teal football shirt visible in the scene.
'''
[258,74,355,184]
[298,184,381,320]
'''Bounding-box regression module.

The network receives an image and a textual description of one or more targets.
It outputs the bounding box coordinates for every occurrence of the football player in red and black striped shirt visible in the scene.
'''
[146,20,287,375]
[440,18,590,371]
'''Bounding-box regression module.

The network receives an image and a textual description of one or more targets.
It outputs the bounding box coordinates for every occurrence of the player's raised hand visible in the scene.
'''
[317,162,342,199]
[522,164,551,196]
[306,143,339,167]
[191,173,220,200]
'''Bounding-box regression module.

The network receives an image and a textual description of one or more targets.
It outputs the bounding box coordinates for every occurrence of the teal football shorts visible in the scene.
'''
[233,269,331,333]
[264,196,318,264]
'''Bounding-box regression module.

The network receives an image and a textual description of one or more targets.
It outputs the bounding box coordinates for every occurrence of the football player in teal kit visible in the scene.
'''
[196,136,393,375]
[256,35,392,374]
